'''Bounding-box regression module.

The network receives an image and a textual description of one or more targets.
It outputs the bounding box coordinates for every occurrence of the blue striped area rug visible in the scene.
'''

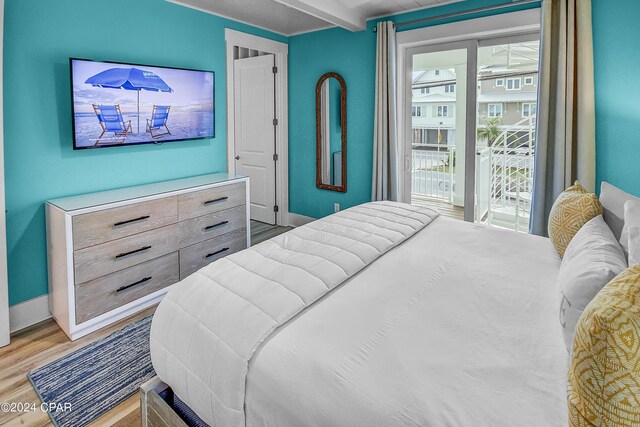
[28,315,156,427]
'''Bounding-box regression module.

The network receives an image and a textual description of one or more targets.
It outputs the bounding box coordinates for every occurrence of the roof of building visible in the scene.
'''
[477,92,537,103]
[413,94,457,103]
[413,92,537,103]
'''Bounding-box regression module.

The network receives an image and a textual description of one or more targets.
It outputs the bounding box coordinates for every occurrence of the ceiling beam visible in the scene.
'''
[274,0,365,31]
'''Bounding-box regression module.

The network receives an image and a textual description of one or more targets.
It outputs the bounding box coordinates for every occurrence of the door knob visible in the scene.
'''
[235,155,240,160]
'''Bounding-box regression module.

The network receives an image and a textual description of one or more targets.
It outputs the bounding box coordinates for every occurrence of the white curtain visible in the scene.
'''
[530,0,596,235]
[372,21,399,201]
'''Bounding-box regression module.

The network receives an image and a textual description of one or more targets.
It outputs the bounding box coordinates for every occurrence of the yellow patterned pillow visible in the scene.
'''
[568,264,640,427]
[549,181,603,257]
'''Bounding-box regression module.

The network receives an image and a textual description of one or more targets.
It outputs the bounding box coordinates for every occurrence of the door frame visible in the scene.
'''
[0,0,9,347]
[396,8,541,220]
[225,29,290,226]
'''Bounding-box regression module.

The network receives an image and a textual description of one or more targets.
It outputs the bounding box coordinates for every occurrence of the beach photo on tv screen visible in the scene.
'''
[71,58,214,149]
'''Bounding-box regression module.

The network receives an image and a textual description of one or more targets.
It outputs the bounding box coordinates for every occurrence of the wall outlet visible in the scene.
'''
[334,203,340,213]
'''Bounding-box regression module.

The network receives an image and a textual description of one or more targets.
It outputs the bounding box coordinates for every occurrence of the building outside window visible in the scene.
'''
[495,78,504,87]
[420,87,429,94]
[488,103,503,117]
[524,76,534,85]
[412,105,423,117]
[444,84,455,93]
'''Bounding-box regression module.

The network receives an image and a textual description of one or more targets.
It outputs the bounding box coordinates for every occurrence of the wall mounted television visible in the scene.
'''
[70,58,214,149]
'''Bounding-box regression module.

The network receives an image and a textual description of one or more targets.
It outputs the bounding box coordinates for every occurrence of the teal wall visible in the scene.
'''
[3,0,286,305]
[287,0,541,219]
[6,0,631,306]
[592,0,640,196]
[289,28,375,217]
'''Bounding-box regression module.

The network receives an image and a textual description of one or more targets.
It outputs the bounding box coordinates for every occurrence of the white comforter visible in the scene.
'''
[245,216,567,427]
[150,202,438,427]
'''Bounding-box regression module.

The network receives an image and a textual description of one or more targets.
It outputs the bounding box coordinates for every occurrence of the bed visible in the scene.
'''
[147,201,568,427]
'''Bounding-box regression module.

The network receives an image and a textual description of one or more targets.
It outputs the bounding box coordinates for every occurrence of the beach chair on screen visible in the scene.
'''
[92,104,132,146]
[146,105,171,139]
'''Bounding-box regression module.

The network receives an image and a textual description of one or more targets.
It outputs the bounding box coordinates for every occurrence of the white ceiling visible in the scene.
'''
[167,0,465,36]
[167,0,332,35]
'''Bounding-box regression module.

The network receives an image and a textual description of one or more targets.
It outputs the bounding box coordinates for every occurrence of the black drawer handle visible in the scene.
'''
[116,276,152,293]
[204,221,229,231]
[113,215,150,227]
[115,245,152,259]
[205,247,229,259]
[203,196,228,205]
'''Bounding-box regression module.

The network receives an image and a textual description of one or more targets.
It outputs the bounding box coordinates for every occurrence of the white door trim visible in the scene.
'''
[396,9,540,204]
[225,29,290,226]
[0,0,9,347]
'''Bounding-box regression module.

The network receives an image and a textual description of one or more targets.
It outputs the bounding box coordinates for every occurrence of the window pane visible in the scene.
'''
[477,39,540,233]
[411,48,467,219]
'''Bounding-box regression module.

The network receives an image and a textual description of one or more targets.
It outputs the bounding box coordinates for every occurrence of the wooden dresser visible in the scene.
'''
[46,173,250,340]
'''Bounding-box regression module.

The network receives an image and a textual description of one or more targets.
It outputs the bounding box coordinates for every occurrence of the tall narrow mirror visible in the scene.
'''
[316,72,346,192]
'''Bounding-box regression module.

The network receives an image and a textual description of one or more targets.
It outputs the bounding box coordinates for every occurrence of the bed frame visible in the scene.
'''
[140,377,191,427]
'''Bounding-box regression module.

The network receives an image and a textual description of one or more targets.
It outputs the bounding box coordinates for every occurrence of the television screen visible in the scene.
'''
[70,58,214,149]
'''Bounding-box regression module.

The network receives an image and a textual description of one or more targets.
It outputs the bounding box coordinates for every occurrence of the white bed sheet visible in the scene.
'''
[246,217,567,427]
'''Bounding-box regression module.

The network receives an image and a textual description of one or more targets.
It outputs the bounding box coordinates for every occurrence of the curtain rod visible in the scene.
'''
[372,0,539,32]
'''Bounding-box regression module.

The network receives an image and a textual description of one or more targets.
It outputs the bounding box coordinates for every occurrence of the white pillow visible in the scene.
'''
[557,215,628,352]
[600,181,639,243]
[624,199,640,265]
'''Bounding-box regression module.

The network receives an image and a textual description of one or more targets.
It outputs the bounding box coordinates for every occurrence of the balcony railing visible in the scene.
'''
[411,116,536,233]
[411,144,456,201]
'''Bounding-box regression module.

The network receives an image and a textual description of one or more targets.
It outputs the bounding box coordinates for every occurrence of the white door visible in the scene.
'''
[233,54,276,224]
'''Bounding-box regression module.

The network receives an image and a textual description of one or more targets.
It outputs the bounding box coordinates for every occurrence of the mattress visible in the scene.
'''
[245,216,567,426]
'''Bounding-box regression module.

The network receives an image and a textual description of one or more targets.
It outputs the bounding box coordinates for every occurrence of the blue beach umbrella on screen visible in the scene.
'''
[85,67,173,133]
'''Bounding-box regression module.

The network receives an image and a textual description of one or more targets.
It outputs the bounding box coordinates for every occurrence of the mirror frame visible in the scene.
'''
[315,72,347,192]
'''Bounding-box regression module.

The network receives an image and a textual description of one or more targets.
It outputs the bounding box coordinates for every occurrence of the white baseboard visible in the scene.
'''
[10,294,51,333]
[288,212,316,227]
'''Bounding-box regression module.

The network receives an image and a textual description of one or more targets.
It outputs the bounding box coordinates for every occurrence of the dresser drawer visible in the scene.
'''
[179,205,247,248]
[74,224,179,284]
[177,182,245,221]
[73,197,178,250]
[179,229,247,279]
[75,252,179,324]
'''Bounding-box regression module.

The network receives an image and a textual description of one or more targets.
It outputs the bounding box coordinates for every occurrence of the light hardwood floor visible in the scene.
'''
[0,221,294,427]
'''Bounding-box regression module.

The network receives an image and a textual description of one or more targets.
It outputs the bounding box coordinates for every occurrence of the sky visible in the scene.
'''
[71,59,214,113]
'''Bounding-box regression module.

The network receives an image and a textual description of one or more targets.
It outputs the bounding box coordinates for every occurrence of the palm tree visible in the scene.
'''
[477,117,502,146]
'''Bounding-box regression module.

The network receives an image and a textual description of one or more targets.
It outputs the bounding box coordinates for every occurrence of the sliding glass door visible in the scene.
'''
[409,45,469,220]
[406,41,477,222]
[404,34,539,233]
